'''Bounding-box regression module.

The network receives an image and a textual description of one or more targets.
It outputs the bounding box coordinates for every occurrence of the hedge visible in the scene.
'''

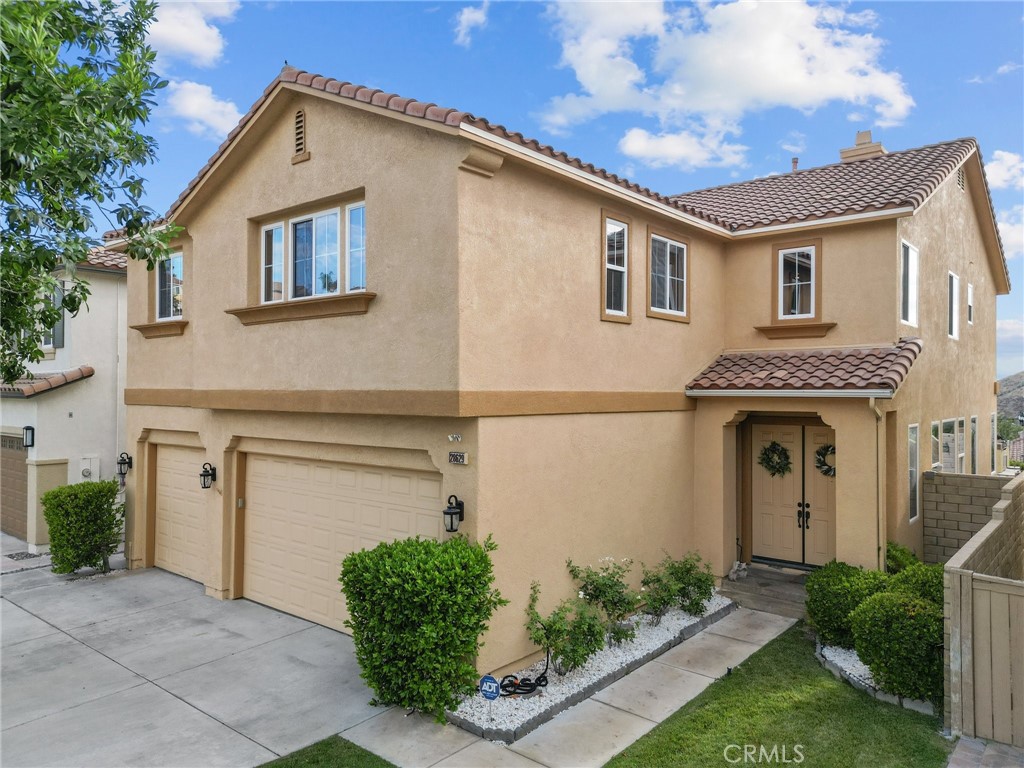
[805,560,888,648]
[41,480,123,574]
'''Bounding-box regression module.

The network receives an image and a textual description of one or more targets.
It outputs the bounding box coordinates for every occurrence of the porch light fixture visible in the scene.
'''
[199,463,217,489]
[22,426,34,448]
[443,495,465,533]
[116,452,133,482]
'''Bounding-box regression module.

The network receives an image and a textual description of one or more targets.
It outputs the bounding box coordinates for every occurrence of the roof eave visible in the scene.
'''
[684,388,895,399]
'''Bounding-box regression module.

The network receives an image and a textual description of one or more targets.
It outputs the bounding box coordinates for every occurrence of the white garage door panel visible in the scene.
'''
[155,446,206,582]
[244,454,443,631]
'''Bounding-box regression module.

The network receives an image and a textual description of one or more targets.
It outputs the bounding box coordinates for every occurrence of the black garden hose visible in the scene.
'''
[498,649,550,696]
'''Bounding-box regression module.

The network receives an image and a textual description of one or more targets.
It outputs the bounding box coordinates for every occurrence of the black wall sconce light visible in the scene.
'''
[199,463,217,489]
[22,426,35,448]
[116,452,133,483]
[443,494,465,533]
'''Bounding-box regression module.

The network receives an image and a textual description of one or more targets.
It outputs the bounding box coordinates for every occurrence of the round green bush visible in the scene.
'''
[41,480,124,574]
[887,562,943,606]
[850,591,943,703]
[339,535,507,721]
[805,560,888,648]
[885,541,919,574]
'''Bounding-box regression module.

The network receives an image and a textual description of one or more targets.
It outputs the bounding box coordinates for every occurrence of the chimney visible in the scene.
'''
[840,130,887,163]
[791,157,799,172]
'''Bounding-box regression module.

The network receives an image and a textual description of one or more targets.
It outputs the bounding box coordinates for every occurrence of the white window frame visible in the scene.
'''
[948,271,960,339]
[967,283,974,326]
[605,217,629,317]
[289,207,341,301]
[261,222,285,304]
[956,417,966,473]
[970,415,978,474]
[900,241,918,326]
[777,245,816,320]
[941,418,956,472]
[931,421,941,469]
[908,424,920,521]
[345,202,367,293]
[649,234,687,317]
[156,252,184,321]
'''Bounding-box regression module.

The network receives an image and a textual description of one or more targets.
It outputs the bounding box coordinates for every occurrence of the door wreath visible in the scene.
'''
[758,441,792,477]
[815,443,836,477]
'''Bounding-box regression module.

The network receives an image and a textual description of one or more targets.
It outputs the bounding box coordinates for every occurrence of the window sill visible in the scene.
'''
[131,320,188,338]
[755,322,836,340]
[225,292,377,326]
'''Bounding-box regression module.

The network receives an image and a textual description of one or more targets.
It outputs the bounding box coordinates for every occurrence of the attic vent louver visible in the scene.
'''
[294,110,306,155]
[957,167,965,191]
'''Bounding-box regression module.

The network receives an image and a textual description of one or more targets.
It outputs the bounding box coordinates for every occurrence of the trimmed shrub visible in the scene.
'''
[525,582,605,675]
[805,560,888,648]
[887,562,943,606]
[850,591,943,703]
[885,541,919,574]
[339,535,507,721]
[567,557,641,644]
[41,480,123,574]
[641,552,716,622]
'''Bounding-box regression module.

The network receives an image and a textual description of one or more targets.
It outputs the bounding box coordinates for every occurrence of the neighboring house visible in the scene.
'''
[117,66,1010,674]
[1008,436,1024,464]
[1,250,128,550]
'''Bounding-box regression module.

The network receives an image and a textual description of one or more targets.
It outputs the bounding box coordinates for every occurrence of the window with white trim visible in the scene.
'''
[602,213,629,319]
[41,287,65,349]
[259,204,366,305]
[649,233,686,317]
[157,252,184,320]
[908,424,919,521]
[948,272,959,339]
[956,417,966,473]
[931,421,941,468]
[991,413,997,473]
[967,283,974,325]
[941,418,956,472]
[900,241,918,326]
[970,415,978,474]
[778,245,815,319]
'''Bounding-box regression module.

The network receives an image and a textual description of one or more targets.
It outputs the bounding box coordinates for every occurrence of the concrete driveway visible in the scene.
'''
[1,564,384,768]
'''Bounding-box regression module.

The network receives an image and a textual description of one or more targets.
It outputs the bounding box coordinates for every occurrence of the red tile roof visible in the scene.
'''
[0,366,96,398]
[83,249,127,271]
[686,338,922,396]
[672,140,978,232]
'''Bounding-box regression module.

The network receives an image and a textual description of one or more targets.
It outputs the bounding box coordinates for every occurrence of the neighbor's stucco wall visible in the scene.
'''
[457,157,728,392]
[885,171,1000,558]
[473,411,694,674]
[126,89,464,395]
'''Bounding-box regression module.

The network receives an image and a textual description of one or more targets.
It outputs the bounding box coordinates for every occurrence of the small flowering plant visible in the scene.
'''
[566,557,641,644]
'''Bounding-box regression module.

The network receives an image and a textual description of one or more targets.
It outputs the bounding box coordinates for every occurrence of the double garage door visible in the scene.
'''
[154,447,443,632]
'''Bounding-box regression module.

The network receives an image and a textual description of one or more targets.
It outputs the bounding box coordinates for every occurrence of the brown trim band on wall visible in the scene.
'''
[125,388,694,416]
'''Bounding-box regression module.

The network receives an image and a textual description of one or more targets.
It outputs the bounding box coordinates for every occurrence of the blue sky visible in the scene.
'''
[140,0,1023,377]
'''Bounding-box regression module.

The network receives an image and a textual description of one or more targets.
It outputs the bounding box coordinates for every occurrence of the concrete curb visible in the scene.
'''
[814,642,935,717]
[448,601,738,743]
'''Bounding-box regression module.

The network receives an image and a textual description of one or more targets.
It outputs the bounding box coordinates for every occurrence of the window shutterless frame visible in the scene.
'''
[771,238,822,324]
[900,241,918,326]
[260,223,285,304]
[647,227,689,322]
[931,421,941,469]
[289,208,341,301]
[346,202,366,293]
[600,209,631,322]
[948,271,960,339]
[908,424,919,521]
[967,283,974,325]
[156,252,184,321]
[991,413,997,473]
[970,415,978,474]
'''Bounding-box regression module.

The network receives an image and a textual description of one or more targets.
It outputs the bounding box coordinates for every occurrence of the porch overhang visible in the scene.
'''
[685,387,894,398]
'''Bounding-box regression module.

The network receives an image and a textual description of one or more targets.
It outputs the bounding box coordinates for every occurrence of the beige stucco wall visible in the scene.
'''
[473,411,693,674]
[126,89,464,395]
[457,157,727,392]
[26,459,69,549]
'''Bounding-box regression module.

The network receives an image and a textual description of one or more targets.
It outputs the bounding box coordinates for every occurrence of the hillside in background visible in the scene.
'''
[998,370,1024,420]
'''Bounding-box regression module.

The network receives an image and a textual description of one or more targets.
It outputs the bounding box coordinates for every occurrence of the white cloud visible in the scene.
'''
[149,2,240,68]
[541,0,914,170]
[996,319,1024,378]
[967,61,1022,84]
[996,61,1022,75]
[780,131,806,155]
[619,127,748,170]
[454,1,489,47]
[165,80,242,140]
[997,205,1023,259]
[986,151,1024,190]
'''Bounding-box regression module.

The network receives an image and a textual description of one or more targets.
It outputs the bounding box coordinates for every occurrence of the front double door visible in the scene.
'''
[751,424,836,567]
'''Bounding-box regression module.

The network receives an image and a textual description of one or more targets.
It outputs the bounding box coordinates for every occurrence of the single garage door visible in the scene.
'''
[244,454,443,631]
[1,434,28,540]
[155,446,207,582]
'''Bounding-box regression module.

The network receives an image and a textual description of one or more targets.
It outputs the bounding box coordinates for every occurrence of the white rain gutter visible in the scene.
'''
[869,397,884,571]
[459,123,728,238]
[684,388,894,399]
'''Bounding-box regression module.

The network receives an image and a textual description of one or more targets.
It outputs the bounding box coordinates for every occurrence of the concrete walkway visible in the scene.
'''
[947,736,1024,767]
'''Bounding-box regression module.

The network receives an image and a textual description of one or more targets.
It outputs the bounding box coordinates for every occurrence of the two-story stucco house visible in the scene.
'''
[1,249,128,550]
[118,66,1010,673]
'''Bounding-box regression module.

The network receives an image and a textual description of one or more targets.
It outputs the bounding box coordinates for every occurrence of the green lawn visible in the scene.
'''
[260,736,395,768]
[606,624,953,768]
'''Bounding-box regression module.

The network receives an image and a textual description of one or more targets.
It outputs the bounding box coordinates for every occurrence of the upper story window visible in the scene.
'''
[157,252,184,320]
[601,210,630,322]
[41,288,65,349]
[771,239,822,324]
[967,283,974,325]
[948,271,960,339]
[900,241,918,326]
[648,231,687,321]
[260,204,366,305]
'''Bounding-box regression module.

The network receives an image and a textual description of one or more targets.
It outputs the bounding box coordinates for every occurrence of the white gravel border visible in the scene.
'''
[816,642,935,716]
[448,593,734,742]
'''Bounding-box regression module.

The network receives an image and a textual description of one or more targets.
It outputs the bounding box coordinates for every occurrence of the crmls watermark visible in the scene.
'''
[723,744,805,764]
